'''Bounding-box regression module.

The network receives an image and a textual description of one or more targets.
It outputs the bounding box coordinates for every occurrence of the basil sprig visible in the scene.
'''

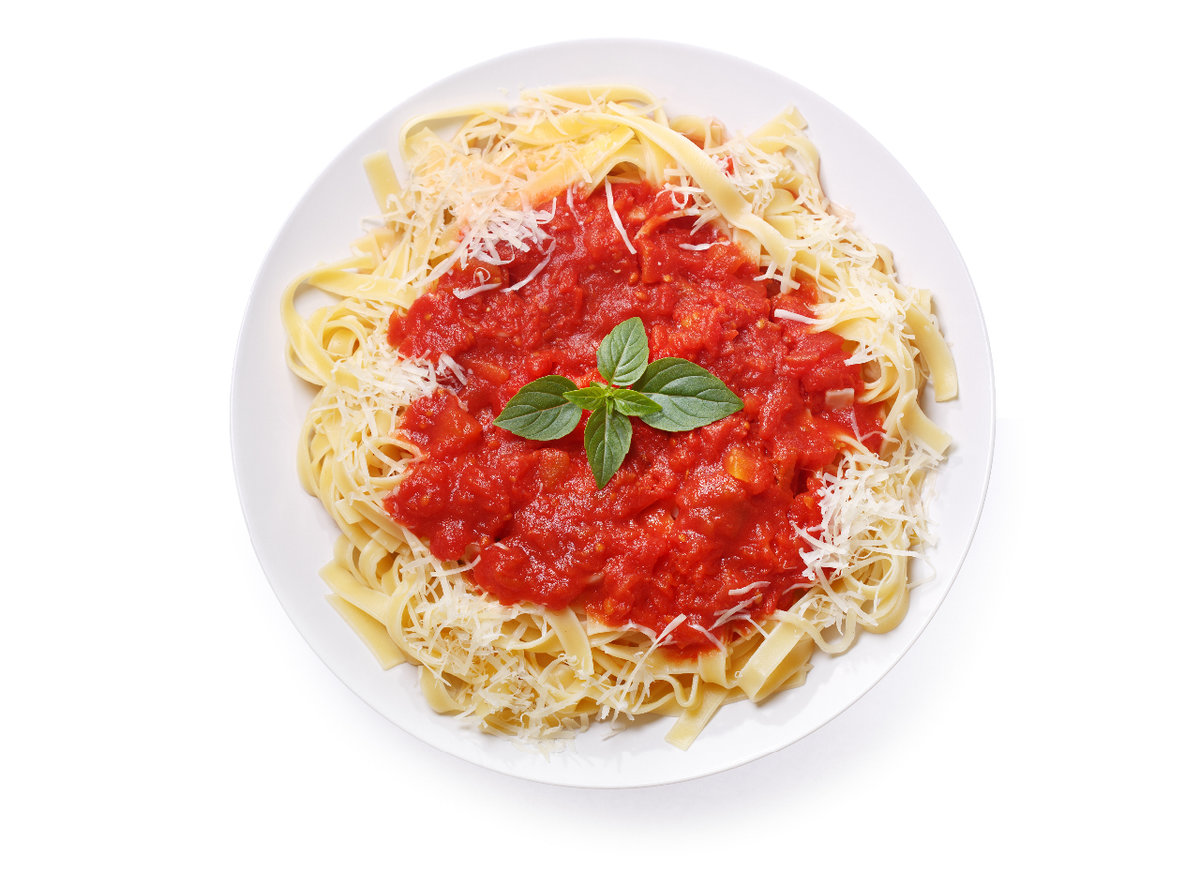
[494,318,743,487]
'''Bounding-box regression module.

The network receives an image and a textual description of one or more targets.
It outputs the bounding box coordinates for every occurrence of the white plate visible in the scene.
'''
[231,39,994,788]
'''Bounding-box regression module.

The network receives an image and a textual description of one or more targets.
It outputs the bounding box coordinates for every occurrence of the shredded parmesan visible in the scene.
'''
[604,179,637,255]
[281,87,956,746]
[774,308,819,324]
[506,238,557,293]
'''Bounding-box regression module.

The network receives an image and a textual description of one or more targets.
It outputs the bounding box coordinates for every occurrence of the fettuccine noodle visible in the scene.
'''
[281,87,956,748]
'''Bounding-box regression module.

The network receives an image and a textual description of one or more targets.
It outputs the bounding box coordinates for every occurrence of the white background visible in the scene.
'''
[3,1,1196,867]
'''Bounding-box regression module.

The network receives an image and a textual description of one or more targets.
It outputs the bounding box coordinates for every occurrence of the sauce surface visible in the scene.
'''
[384,184,882,653]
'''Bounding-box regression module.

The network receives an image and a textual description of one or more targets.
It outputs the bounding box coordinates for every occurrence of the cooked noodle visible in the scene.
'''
[281,87,956,748]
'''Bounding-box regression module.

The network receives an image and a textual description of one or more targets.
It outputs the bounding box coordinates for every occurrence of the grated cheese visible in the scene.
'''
[604,179,637,255]
[283,88,956,745]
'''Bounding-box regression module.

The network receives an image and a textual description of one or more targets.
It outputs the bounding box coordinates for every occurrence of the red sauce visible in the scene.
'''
[384,183,882,655]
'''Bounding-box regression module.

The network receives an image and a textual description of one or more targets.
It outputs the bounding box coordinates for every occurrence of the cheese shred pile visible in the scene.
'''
[280,87,957,749]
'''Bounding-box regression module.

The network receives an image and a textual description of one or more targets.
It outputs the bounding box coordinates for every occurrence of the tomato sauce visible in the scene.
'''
[384,183,882,654]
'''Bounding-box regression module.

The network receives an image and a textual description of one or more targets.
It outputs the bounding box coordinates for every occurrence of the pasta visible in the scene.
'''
[280,87,957,749]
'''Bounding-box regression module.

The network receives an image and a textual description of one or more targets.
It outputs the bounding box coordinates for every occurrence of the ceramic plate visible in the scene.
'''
[231,39,994,787]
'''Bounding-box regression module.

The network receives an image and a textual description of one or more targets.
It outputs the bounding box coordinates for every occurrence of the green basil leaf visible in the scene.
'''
[610,388,661,418]
[583,402,632,488]
[633,358,744,432]
[596,317,650,386]
[562,383,611,411]
[493,375,582,440]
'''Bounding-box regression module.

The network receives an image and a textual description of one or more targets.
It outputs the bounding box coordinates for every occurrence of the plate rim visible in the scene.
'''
[230,37,996,788]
